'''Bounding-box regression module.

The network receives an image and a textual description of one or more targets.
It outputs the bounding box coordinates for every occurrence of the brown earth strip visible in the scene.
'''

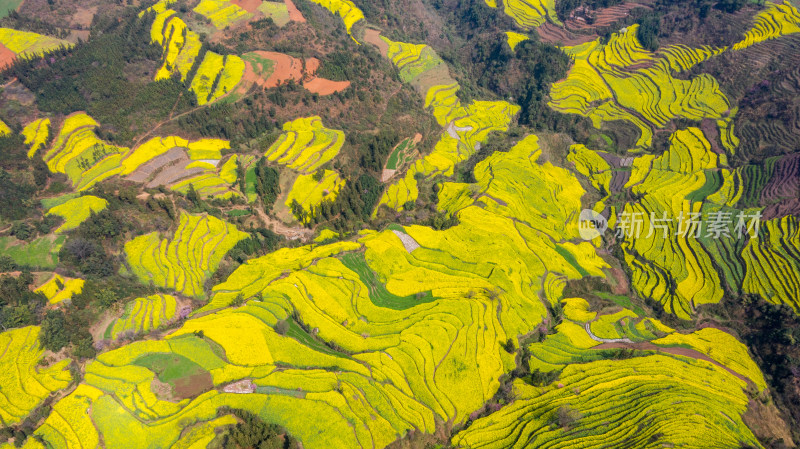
[230,0,261,13]
[284,0,305,23]
[254,206,313,241]
[566,3,649,31]
[537,23,597,46]
[0,42,15,69]
[241,51,349,95]
[593,341,752,384]
[364,28,388,56]
[303,77,350,95]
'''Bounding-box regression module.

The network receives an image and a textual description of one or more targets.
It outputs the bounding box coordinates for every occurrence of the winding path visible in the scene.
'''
[584,322,634,344]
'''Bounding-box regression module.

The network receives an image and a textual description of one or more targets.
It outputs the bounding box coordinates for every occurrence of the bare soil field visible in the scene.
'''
[0,42,15,69]
[566,3,649,31]
[230,0,261,13]
[239,50,350,95]
[364,28,388,56]
[284,0,304,23]
[537,23,597,46]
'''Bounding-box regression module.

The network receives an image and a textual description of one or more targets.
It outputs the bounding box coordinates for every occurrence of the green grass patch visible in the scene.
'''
[0,235,64,269]
[285,318,347,357]
[226,209,252,217]
[385,138,412,170]
[41,192,80,210]
[0,0,23,18]
[134,353,208,386]
[256,2,290,27]
[103,321,115,340]
[241,52,276,79]
[553,245,590,277]
[594,291,645,316]
[255,385,306,398]
[686,170,722,203]
[244,165,258,203]
[340,252,436,310]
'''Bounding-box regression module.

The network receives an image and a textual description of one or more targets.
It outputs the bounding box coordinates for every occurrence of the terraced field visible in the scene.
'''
[33,115,246,198]
[307,0,364,40]
[549,26,732,149]
[124,212,248,297]
[190,52,246,105]
[505,31,529,50]
[13,127,612,449]
[382,37,446,84]
[0,27,72,62]
[193,0,253,29]
[615,128,735,318]
[41,113,130,191]
[374,37,519,213]
[264,116,344,173]
[0,234,65,269]
[104,294,178,340]
[5,0,800,447]
[146,2,345,105]
[45,195,108,233]
[384,136,416,171]
[0,327,72,426]
[741,215,800,311]
[21,118,49,158]
[35,274,85,305]
[144,6,245,104]
[733,0,800,50]
[285,170,345,223]
[452,355,761,448]
[570,121,798,320]
[485,0,560,29]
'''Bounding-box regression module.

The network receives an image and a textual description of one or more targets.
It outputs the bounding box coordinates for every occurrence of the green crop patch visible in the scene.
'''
[340,252,436,310]
[134,353,208,386]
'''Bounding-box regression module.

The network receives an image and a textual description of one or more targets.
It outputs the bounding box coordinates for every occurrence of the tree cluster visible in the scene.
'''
[0,273,47,330]
[4,10,194,144]
[216,407,299,449]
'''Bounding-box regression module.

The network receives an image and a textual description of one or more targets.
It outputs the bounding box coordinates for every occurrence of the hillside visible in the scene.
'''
[0,0,799,448]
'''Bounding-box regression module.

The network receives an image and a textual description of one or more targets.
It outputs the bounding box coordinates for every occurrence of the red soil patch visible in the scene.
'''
[230,0,261,13]
[0,42,16,70]
[303,77,350,95]
[364,28,388,56]
[240,51,350,95]
[284,0,305,23]
[263,51,308,87]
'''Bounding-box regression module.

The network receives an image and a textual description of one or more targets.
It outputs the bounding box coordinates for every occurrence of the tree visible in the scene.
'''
[10,222,33,240]
[556,405,582,429]
[254,158,280,211]
[186,184,200,206]
[218,408,299,449]
[275,319,289,335]
[40,310,69,352]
